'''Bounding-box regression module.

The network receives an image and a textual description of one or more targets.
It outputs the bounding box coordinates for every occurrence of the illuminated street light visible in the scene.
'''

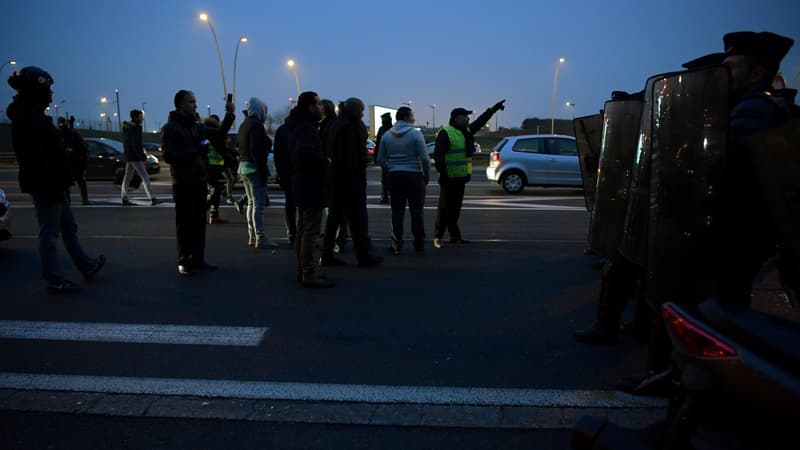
[232,36,248,106]
[565,101,576,119]
[551,57,566,134]
[199,12,228,98]
[287,59,301,97]
[429,103,436,128]
[0,60,16,73]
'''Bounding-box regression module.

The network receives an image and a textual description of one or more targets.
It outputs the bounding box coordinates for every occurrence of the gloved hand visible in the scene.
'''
[492,99,506,113]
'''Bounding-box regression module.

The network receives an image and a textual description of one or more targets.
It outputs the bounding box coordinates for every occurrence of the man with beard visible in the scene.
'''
[161,90,234,276]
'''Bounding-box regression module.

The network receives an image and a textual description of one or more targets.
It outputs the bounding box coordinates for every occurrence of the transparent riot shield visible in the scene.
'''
[573,114,603,212]
[748,118,800,307]
[646,66,730,307]
[587,99,643,259]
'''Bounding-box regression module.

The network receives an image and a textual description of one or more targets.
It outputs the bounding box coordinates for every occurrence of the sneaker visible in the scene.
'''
[178,265,192,276]
[234,201,245,216]
[358,254,384,267]
[47,279,82,293]
[150,198,163,206]
[433,238,444,249]
[255,237,279,249]
[82,255,107,280]
[121,197,134,206]
[226,197,234,204]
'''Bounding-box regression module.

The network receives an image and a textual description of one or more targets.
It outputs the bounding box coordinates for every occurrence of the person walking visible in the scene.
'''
[376,106,430,254]
[237,97,278,249]
[375,112,393,204]
[57,116,90,205]
[289,91,334,288]
[161,90,234,276]
[321,97,383,268]
[432,100,505,248]
[7,66,105,292]
[122,109,160,206]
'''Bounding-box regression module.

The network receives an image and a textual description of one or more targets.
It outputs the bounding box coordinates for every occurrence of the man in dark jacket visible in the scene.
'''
[321,97,383,268]
[273,116,295,247]
[57,116,89,205]
[433,100,505,248]
[375,112,392,204]
[289,91,334,288]
[122,109,160,206]
[161,90,234,276]
[7,66,105,293]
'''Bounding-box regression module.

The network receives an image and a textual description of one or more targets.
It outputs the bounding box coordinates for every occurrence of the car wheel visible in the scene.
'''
[501,171,525,194]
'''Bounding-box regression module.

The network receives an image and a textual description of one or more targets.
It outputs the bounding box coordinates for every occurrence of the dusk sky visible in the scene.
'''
[2,0,798,131]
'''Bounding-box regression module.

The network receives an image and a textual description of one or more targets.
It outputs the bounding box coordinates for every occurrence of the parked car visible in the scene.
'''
[485,134,582,194]
[426,141,481,169]
[0,186,11,241]
[143,142,162,154]
[84,138,160,183]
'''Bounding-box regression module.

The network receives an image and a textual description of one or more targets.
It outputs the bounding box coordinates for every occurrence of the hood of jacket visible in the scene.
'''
[390,120,416,137]
[247,97,268,124]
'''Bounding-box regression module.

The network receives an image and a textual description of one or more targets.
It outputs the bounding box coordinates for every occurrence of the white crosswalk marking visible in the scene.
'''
[0,321,268,347]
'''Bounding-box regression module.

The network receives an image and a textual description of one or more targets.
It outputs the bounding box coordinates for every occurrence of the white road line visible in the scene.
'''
[0,321,268,347]
[0,373,666,408]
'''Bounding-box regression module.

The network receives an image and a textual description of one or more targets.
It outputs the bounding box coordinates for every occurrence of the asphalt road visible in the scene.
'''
[0,164,659,449]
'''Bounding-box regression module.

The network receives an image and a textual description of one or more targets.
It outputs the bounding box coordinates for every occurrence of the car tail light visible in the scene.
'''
[491,152,500,162]
[662,304,737,358]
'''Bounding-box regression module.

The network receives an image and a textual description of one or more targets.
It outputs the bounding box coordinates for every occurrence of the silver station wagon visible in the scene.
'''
[485,134,582,194]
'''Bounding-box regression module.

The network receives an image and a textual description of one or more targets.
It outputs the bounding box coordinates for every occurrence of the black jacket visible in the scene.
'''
[161,110,234,184]
[374,121,392,163]
[237,116,271,185]
[273,121,291,186]
[433,107,494,184]
[326,112,368,195]
[59,126,88,173]
[289,109,327,209]
[122,121,146,161]
[7,97,73,197]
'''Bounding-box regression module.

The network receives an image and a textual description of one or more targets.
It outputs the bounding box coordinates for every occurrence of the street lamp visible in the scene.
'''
[287,59,301,97]
[565,101,576,119]
[232,36,248,106]
[429,103,436,128]
[100,112,110,132]
[199,12,228,99]
[0,60,16,73]
[207,104,212,117]
[551,57,566,134]
[114,89,122,132]
[141,101,147,132]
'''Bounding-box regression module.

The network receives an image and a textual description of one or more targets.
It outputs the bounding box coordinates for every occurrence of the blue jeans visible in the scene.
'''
[242,173,266,244]
[32,190,93,284]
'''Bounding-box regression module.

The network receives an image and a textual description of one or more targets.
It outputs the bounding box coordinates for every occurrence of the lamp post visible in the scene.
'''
[0,60,16,73]
[141,102,147,132]
[551,57,565,134]
[207,104,212,117]
[114,89,122,132]
[100,112,110,132]
[232,36,248,105]
[429,104,436,128]
[565,101,576,119]
[287,59,301,97]
[199,12,228,99]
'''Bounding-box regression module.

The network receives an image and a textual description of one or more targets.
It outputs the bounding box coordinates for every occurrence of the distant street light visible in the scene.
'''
[287,59,301,97]
[429,103,436,128]
[141,101,147,132]
[199,12,228,99]
[289,97,296,109]
[551,57,566,134]
[565,101,576,119]
[0,60,16,73]
[100,112,110,132]
[114,89,122,132]
[207,104,212,116]
[232,36,248,106]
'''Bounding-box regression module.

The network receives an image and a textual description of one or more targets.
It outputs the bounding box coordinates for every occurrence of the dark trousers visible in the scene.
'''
[73,170,88,204]
[433,179,466,240]
[389,171,426,250]
[282,179,297,242]
[380,167,389,199]
[173,181,207,267]
[207,165,224,218]
[296,207,323,280]
[324,190,369,260]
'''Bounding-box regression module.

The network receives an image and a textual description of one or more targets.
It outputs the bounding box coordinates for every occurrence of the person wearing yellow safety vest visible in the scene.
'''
[432,100,505,248]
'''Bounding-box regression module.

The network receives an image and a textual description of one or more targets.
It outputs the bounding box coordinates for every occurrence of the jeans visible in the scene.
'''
[121,161,154,200]
[32,190,94,283]
[388,171,426,250]
[242,172,266,244]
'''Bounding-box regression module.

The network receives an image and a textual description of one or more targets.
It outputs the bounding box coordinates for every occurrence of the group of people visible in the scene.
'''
[572,30,798,397]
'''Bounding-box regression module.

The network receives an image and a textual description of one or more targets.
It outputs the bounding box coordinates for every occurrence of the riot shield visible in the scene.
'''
[573,114,603,212]
[587,99,643,259]
[748,118,800,306]
[646,65,730,307]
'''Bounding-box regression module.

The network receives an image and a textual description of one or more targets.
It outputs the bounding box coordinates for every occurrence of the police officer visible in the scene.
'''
[7,66,105,292]
[432,101,505,249]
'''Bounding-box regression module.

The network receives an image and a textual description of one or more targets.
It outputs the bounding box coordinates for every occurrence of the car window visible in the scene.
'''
[87,141,104,157]
[512,138,545,154]
[547,138,578,156]
[492,138,508,152]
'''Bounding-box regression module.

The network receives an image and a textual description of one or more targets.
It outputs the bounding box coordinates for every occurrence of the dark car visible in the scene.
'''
[84,138,160,183]
[143,142,162,154]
